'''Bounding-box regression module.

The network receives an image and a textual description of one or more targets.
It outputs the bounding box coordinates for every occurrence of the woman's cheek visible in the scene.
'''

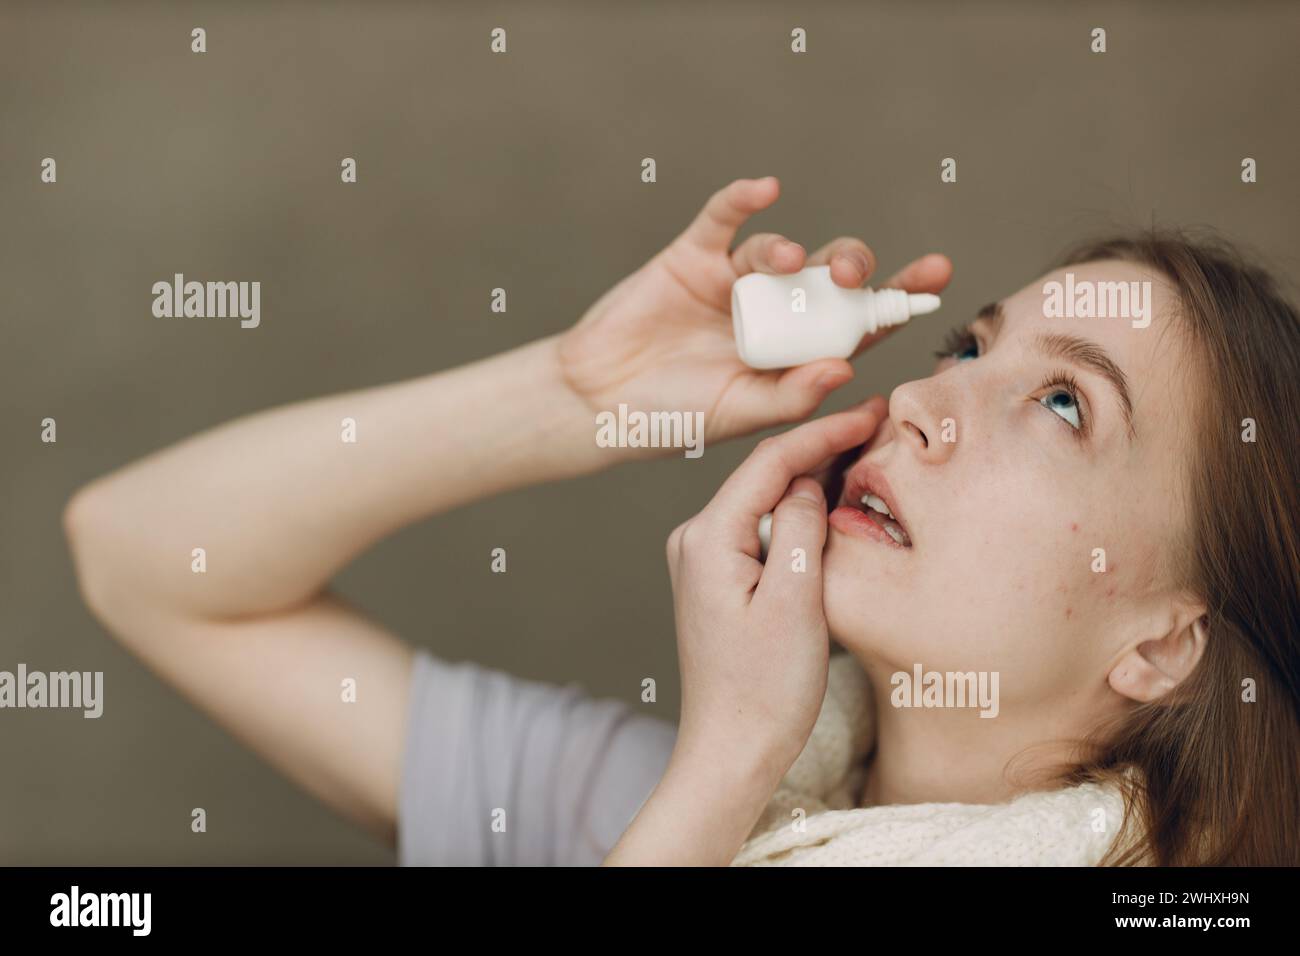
[1063,517,1153,617]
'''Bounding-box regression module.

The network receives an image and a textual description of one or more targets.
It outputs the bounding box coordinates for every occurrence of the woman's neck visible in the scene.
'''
[853,658,1091,808]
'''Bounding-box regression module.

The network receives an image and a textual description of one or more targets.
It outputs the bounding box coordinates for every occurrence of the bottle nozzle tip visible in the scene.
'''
[906,293,942,317]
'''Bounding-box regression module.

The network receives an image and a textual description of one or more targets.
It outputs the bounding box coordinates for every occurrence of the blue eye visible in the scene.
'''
[1040,387,1082,429]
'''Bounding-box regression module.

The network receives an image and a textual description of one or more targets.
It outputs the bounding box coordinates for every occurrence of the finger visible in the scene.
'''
[805,395,888,494]
[726,358,855,433]
[807,237,878,289]
[730,232,806,277]
[705,402,888,552]
[756,394,886,562]
[678,177,781,254]
[879,252,953,294]
[758,393,887,538]
[757,477,828,613]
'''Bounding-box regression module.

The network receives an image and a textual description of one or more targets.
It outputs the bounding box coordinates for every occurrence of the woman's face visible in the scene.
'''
[823,259,1199,715]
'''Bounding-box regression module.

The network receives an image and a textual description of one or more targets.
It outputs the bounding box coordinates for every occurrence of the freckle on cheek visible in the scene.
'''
[1065,606,1073,619]
[1070,522,1079,532]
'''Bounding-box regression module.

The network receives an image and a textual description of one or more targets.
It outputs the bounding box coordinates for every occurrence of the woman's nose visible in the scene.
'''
[887,377,958,463]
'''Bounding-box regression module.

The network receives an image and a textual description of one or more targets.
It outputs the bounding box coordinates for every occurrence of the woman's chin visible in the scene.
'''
[823,530,909,590]
[824,577,901,649]
[822,531,930,659]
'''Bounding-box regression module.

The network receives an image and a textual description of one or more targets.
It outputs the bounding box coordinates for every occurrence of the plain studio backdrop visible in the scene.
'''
[2,2,1297,864]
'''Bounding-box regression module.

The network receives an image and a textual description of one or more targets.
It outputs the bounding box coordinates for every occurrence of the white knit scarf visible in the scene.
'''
[732,652,1139,866]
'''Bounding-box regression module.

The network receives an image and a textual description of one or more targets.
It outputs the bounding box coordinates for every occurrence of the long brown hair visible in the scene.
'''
[1051,230,1300,865]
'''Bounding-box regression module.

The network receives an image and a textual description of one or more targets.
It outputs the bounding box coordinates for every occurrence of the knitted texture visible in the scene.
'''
[732,652,1134,866]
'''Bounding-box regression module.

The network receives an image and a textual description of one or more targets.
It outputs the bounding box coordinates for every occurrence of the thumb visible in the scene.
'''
[758,476,828,612]
[742,359,855,429]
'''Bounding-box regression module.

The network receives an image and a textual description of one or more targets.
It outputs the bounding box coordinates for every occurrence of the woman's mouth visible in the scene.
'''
[830,463,914,549]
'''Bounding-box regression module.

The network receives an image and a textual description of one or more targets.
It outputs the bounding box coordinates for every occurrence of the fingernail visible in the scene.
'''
[850,251,870,275]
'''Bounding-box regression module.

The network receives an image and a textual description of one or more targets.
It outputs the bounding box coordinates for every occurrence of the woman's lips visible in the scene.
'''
[834,460,914,548]
[829,505,911,550]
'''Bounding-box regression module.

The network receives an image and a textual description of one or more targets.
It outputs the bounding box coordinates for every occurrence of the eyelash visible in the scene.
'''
[933,325,1090,440]
[1037,368,1089,440]
[935,325,979,362]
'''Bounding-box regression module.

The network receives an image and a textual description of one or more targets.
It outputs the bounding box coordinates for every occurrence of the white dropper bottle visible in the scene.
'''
[732,265,941,369]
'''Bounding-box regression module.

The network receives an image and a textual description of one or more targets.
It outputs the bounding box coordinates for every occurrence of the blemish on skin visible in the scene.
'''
[1070,522,1079,532]
[1065,607,1073,619]
[1106,586,1116,598]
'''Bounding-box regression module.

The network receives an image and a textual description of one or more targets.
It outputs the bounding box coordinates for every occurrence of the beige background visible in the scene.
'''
[2,2,1297,863]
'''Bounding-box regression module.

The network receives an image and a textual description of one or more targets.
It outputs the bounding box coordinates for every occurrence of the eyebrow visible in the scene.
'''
[974,301,1137,441]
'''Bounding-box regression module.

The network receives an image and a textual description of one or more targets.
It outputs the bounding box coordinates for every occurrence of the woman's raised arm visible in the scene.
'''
[61,334,599,846]
[64,335,597,623]
[61,176,946,851]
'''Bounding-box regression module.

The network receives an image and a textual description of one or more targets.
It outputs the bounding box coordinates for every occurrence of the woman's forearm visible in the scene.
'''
[68,333,603,621]
[603,740,786,866]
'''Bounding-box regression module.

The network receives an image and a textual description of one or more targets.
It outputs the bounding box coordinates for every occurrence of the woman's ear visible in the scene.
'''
[1108,613,1209,704]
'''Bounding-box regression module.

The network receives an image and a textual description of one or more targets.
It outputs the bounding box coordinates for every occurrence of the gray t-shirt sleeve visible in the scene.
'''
[398,647,677,866]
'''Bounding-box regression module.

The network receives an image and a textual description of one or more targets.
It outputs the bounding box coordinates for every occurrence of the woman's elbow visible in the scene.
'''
[63,481,133,630]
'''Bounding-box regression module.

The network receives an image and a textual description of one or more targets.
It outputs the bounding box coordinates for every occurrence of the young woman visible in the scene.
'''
[63,177,1299,866]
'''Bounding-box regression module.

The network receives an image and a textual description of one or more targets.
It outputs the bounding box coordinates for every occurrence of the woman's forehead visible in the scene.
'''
[997,260,1185,362]
[1004,260,1175,324]
[994,260,1197,439]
